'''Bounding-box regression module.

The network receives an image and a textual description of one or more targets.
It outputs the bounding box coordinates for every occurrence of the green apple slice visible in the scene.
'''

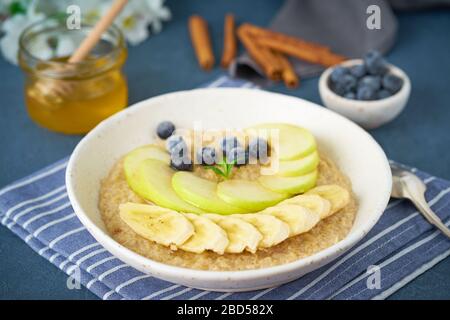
[247,123,317,161]
[127,159,204,213]
[217,180,288,212]
[258,170,318,195]
[172,172,250,214]
[124,144,170,179]
[277,151,319,177]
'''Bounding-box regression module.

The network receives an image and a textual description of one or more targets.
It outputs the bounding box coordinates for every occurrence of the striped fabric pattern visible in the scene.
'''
[1,76,449,300]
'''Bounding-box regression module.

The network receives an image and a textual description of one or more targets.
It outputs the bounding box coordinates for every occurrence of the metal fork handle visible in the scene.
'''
[410,195,450,238]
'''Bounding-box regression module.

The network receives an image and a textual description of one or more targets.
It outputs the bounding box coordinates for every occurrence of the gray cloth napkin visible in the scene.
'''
[231,0,450,83]
[389,0,450,10]
[231,0,397,83]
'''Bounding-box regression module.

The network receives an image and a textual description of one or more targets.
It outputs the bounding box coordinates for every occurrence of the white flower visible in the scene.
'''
[143,0,171,34]
[0,0,172,65]
[0,0,78,64]
[100,0,171,45]
[100,0,147,46]
[0,4,44,65]
[0,15,27,64]
[56,0,104,23]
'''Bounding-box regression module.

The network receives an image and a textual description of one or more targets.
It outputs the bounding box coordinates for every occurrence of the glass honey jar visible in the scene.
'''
[18,17,128,134]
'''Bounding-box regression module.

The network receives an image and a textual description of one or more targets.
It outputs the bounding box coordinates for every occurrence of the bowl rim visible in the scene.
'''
[319,59,411,107]
[66,88,392,282]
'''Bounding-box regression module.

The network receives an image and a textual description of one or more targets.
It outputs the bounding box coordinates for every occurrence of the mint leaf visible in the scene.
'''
[204,158,236,180]
[225,160,236,177]
[205,165,226,178]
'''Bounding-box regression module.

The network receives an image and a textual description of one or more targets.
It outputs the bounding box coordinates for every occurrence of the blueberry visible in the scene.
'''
[248,137,269,164]
[330,73,356,96]
[382,74,403,94]
[156,121,175,139]
[219,136,241,156]
[170,142,192,171]
[339,74,357,92]
[344,92,356,100]
[165,135,184,153]
[349,64,366,79]
[226,147,248,166]
[364,50,388,75]
[359,75,381,91]
[196,147,216,165]
[330,66,349,83]
[357,86,377,100]
[330,81,347,96]
[377,89,392,99]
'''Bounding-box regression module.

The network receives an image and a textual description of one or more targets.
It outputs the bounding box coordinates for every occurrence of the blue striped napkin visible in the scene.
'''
[1,76,450,300]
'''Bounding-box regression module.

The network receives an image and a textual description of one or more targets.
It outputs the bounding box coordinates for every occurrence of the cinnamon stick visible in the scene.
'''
[237,26,282,81]
[241,23,346,67]
[258,35,345,67]
[189,15,215,70]
[241,23,329,52]
[272,51,299,88]
[220,14,237,68]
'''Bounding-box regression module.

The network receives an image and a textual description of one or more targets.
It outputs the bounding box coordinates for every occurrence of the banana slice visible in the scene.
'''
[281,194,332,219]
[180,213,229,254]
[119,203,194,247]
[234,214,290,248]
[261,204,320,236]
[205,214,263,253]
[306,185,350,213]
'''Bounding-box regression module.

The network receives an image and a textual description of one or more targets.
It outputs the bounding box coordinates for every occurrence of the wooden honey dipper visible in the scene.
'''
[36,0,128,103]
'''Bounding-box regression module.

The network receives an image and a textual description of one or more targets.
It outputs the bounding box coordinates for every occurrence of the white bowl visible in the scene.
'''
[66,88,392,292]
[319,59,411,129]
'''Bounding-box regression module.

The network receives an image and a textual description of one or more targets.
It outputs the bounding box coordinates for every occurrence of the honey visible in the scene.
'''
[24,56,127,134]
[18,17,128,134]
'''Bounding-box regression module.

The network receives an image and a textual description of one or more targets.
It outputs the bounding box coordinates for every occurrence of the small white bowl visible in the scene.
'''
[319,59,411,129]
[66,88,391,292]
